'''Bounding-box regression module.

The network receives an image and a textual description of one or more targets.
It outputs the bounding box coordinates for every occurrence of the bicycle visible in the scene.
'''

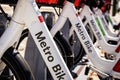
[78,5,120,59]
[0,3,35,80]
[95,8,120,37]
[93,8,120,43]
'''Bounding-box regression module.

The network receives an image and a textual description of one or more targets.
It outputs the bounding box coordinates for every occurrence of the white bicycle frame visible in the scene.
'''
[104,11,120,35]
[93,8,120,42]
[0,0,73,80]
[94,8,119,37]
[79,5,120,54]
[50,3,120,79]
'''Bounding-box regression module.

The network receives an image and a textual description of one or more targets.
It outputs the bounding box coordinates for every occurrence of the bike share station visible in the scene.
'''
[0,0,120,80]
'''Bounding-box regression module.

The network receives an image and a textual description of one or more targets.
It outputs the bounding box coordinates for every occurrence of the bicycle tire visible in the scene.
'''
[1,47,34,80]
[69,32,85,65]
[54,31,74,69]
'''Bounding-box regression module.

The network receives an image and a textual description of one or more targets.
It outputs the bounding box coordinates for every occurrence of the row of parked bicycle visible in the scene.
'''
[0,0,119,80]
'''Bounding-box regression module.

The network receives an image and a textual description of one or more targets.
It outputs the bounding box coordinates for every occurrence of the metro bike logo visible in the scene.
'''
[75,23,93,53]
[35,31,66,80]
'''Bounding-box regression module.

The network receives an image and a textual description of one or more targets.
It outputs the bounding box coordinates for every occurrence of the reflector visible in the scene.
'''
[113,59,120,72]
[115,45,120,53]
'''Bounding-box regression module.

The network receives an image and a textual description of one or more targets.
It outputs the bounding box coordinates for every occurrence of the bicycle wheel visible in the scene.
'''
[1,47,34,80]
[54,31,74,69]
[69,31,85,65]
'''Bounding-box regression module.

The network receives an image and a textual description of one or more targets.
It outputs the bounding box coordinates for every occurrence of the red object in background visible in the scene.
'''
[74,0,81,7]
[35,0,58,4]
[115,45,120,53]
[101,0,111,13]
[35,0,82,7]
[113,59,120,72]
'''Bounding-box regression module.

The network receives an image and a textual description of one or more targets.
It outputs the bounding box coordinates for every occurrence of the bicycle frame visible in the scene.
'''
[79,5,120,54]
[50,3,120,79]
[104,11,120,34]
[93,8,120,42]
[93,8,119,37]
[0,0,73,79]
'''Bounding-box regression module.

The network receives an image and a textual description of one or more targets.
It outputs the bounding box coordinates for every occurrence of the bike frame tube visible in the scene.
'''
[0,18,25,58]
[50,15,67,37]
[79,5,119,54]
[0,0,73,79]
[105,12,120,34]
[94,8,119,37]
[94,8,119,42]
[51,2,120,78]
